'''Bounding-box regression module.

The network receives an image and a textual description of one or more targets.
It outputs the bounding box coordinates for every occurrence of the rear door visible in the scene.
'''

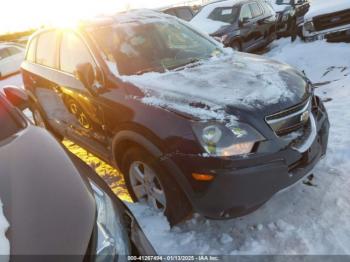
[249,1,266,44]
[238,3,255,50]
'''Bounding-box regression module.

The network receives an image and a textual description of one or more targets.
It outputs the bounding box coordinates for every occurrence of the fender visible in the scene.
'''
[111,130,197,201]
[111,130,163,169]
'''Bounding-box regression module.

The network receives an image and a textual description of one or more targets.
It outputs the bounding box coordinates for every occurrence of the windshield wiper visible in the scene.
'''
[170,58,203,72]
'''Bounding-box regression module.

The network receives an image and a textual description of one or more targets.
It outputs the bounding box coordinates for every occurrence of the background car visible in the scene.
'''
[162,6,196,21]
[267,0,309,40]
[302,0,350,42]
[0,43,25,79]
[190,0,277,52]
[0,86,155,257]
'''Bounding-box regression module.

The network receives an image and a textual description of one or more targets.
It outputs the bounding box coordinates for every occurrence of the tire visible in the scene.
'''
[121,146,192,226]
[30,101,64,141]
[230,40,242,51]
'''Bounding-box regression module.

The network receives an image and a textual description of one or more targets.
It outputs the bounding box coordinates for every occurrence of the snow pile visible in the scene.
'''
[0,199,9,256]
[123,52,297,125]
[190,0,238,34]
[305,0,350,20]
[128,39,350,255]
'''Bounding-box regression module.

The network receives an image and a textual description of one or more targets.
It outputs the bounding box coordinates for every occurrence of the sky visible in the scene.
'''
[0,0,192,34]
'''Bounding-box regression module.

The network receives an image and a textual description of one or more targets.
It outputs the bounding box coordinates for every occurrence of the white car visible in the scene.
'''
[0,44,25,78]
[302,0,350,42]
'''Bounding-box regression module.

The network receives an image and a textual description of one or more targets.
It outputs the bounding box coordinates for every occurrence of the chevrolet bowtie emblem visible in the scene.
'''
[301,111,310,123]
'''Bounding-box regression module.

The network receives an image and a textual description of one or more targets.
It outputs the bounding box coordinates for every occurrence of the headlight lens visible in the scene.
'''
[192,122,264,157]
[304,21,315,32]
[90,181,131,261]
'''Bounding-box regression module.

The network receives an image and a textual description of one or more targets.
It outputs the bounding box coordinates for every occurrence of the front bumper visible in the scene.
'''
[162,101,329,219]
[303,23,350,42]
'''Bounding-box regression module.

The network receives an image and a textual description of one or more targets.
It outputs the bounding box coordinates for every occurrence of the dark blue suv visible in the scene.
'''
[21,10,329,225]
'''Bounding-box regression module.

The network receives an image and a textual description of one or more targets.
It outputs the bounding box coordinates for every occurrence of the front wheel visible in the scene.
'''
[121,147,192,226]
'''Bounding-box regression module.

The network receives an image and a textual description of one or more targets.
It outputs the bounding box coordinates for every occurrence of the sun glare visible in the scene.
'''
[0,0,189,34]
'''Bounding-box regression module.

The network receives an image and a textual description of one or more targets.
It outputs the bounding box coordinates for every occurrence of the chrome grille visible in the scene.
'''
[266,99,311,137]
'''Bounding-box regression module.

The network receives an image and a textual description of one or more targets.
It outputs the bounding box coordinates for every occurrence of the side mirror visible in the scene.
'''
[3,86,29,110]
[75,63,103,94]
[240,17,250,26]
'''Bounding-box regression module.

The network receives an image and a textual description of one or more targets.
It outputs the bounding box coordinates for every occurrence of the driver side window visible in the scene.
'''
[60,31,96,75]
[240,4,253,21]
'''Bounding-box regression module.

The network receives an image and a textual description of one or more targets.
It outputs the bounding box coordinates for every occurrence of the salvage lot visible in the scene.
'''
[2,37,349,255]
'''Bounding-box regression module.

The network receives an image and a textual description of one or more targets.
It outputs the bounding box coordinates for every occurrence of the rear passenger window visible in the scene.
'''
[36,31,58,68]
[26,37,37,63]
[240,4,253,20]
[250,2,263,18]
[60,31,96,75]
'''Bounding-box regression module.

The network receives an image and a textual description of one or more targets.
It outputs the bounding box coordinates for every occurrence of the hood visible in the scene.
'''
[0,126,96,255]
[305,0,350,20]
[123,52,310,125]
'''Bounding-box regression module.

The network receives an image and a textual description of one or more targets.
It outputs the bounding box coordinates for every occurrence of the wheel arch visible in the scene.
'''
[111,129,196,205]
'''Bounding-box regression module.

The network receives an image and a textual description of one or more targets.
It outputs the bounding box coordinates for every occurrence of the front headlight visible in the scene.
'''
[90,181,131,261]
[192,122,264,157]
[304,21,315,32]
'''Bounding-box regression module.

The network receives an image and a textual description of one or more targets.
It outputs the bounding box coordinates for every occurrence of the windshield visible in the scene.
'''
[0,97,22,141]
[208,6,239,24]
[275,0,293,5]
[89,19,223,76]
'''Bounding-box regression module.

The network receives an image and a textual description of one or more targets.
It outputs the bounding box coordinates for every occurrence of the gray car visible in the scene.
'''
[0,86,155,258]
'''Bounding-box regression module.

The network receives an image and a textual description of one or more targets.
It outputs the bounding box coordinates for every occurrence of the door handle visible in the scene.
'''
[53,86,62,93]
[29,76,37,84]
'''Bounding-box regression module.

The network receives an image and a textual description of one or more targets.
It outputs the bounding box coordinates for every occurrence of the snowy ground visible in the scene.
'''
[1,39,349,255]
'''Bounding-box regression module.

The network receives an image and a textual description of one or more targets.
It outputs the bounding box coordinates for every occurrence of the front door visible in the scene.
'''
[56,31,109,159]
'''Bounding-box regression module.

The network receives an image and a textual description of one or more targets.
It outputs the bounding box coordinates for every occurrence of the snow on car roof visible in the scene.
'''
[122,51,296,126]
[0,198,10,256]
[305,0,350,20]
[190,0,241,34]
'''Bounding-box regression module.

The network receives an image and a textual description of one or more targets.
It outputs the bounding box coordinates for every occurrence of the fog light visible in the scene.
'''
[192,173,214,181]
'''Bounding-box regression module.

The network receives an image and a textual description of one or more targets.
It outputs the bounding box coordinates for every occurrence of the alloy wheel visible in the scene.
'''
[129,161,166,211]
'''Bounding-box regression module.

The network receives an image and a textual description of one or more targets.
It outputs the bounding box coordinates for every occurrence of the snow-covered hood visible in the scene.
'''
[123,52,309,125]
[305,0,350,21]
[0,199,9,256]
